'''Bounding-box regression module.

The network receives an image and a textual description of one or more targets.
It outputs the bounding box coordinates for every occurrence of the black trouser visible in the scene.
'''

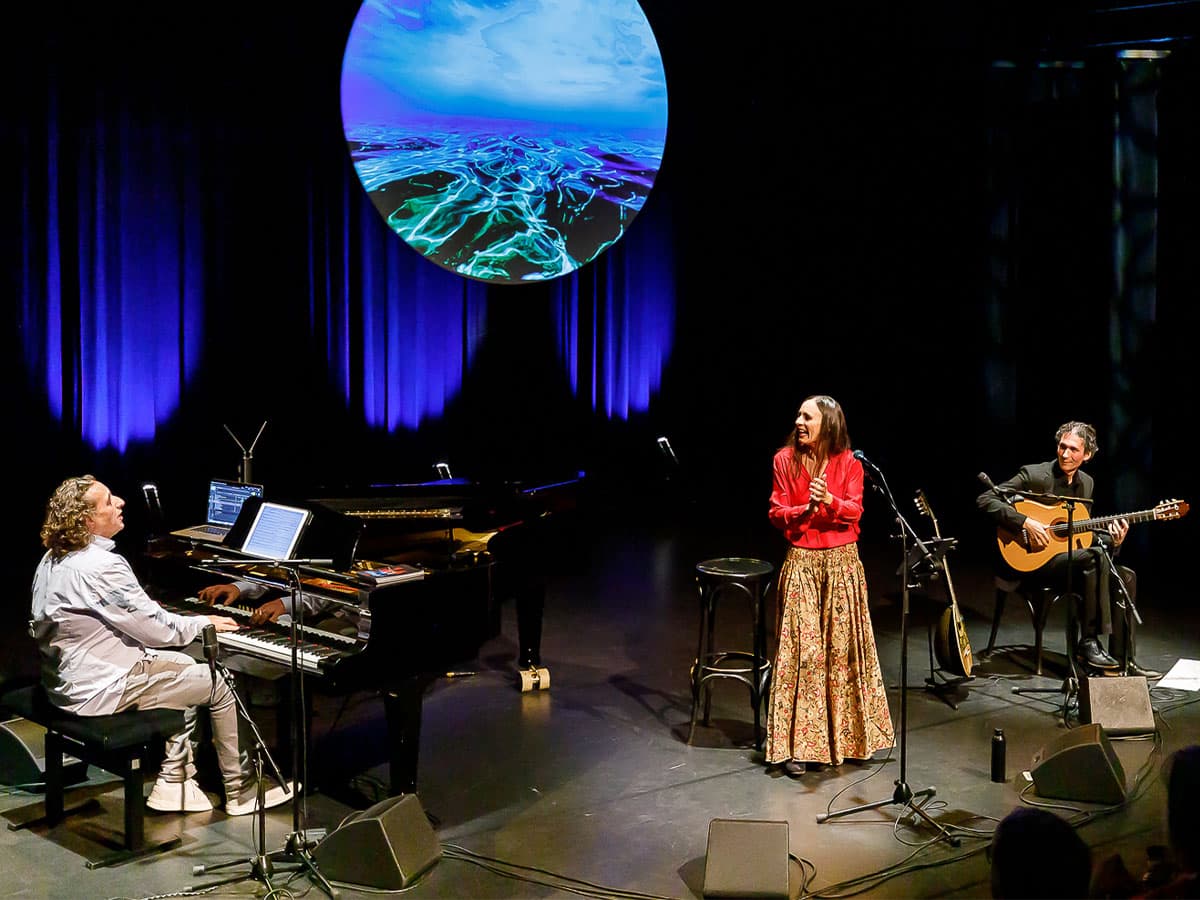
[1028,547,1138,659]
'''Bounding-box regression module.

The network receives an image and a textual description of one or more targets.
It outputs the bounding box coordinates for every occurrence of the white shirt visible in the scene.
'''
[30,536,208,714]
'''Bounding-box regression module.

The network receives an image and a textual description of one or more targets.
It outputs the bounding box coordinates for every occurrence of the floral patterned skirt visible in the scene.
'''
[764,543,895,765]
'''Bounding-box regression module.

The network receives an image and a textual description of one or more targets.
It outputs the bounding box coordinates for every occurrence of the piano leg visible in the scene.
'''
[516,582,550,692]
[515,581,545,670]
[382,676,434,796]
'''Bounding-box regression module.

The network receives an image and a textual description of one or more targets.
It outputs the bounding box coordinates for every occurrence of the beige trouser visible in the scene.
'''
[116,651,251,801]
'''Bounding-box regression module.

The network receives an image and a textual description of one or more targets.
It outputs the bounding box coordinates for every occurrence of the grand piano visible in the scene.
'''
[142,472,585,796]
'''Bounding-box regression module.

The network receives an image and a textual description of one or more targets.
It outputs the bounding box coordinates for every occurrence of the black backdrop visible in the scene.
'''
[5,2,1199,620]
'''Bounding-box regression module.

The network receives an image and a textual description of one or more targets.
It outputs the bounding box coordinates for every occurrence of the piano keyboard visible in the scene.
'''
[165,597,361,675]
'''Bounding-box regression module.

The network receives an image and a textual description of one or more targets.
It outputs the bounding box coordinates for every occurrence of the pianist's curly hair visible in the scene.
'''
[41,475,99,558]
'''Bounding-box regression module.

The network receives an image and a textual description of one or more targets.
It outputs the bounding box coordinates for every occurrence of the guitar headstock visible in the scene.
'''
[914,489,935,522]
[1154,498,1190,521]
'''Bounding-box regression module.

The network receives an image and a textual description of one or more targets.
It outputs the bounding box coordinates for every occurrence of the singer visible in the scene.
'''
[29,475,296,815]
[763,396,895,777]
[975,421,1158,679]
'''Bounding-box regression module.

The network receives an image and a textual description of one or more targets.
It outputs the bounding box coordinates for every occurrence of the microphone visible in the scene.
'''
[201,624,219,683]
[978,472,1021,502]
[657,436,679,466]
[852,449,881,473]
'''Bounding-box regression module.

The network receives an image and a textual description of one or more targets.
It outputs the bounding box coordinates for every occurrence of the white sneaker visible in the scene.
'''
[225,780,297,817]
[146,777,214,813]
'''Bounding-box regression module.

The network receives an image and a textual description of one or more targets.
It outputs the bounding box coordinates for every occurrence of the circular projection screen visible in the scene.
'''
[341,0,669,285]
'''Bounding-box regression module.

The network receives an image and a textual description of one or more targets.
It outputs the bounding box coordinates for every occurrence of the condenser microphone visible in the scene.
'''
[201,624,219,683]
[656,436,679,466]
[979,472,1021,503]
[852,449,880,472]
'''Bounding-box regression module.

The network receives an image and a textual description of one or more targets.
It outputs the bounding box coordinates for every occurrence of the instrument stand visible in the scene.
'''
[923,635,971,711]
[1010,492,1085,727]
[816,461,960,848]
[901,538,968,711]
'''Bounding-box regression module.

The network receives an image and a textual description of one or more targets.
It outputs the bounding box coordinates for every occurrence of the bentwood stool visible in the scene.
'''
[687,557,774,749]
[985,576,1062,675]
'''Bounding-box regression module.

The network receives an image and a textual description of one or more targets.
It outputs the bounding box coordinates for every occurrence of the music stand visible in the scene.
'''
[898,537,969,710]
[816,458,959,848]
[190,558,338,899]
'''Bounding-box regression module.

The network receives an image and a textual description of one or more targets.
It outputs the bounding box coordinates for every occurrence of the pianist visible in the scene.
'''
[29,475,295,815]
[198,580,361,636]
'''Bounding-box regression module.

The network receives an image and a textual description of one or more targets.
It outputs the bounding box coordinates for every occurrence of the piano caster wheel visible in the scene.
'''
[519,666,550,692]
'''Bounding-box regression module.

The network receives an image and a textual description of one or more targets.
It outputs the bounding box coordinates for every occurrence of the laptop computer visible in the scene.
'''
[171,478,264,543]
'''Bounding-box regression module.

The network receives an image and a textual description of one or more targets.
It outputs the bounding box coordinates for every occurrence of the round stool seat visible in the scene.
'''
[688,557,774,749]
[696,557,774,580]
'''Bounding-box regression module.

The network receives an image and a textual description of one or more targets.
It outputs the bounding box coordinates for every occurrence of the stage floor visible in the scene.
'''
[2,508,1196,899]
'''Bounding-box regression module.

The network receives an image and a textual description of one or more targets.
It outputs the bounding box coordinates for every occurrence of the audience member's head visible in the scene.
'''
[990,806,1091,899]
[1166,745,1200,874]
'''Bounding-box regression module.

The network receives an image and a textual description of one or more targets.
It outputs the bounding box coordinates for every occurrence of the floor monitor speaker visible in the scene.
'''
[1030,722,1127,804]
[702,818,789,899]
[1080,675,1155,735]
[0,717,87,787]
[312,793,441,890]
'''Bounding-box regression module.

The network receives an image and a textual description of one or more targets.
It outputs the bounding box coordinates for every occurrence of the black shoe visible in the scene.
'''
[1127,660,1163,680]
[1078,637,1120,670]
[783,760,807,777]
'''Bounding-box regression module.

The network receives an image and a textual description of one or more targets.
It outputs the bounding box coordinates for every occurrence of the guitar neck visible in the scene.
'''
[918,497,958,604]
[1049,507,1160,536]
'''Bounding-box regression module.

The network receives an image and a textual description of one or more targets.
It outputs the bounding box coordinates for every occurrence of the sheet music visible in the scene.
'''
[1157,658,1200,691]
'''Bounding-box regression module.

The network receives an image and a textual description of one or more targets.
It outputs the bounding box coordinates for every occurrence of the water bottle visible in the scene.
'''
[991,728,1006,783]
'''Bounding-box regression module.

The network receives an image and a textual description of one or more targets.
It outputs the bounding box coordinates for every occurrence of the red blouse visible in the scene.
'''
[768,447,864,549]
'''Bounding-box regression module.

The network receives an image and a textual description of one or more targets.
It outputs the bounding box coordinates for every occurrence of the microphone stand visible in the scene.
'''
[192,557,338,899]
[816,458,959,848]
[187,651,294,895]
[1097,538,1141,673]
[1008,489,1087,727]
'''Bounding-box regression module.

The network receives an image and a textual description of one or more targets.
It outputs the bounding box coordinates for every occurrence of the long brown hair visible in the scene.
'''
[782,395,852,476]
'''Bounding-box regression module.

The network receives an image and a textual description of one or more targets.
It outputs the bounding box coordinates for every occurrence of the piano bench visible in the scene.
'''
[1,684,186,869]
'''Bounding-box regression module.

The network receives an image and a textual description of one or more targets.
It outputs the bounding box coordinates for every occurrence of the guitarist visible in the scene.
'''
[976,420,1160,679]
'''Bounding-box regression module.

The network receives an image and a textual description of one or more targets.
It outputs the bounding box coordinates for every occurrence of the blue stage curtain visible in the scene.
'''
[551,205,675,420]
[16,79,205,453]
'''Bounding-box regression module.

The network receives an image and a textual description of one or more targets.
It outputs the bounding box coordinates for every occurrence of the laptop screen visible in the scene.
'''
[240,502,312,560]
[208,479,264,526]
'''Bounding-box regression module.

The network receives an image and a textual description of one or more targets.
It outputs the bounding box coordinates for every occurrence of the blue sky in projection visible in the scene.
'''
[341,0,669,283]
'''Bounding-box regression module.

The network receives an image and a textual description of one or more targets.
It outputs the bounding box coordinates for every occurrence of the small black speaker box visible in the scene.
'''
[1031,722,1127,804]
[0,717,87,787]
[312,793,441,890]
[702,818,789,899]
[1080,675,1155,736]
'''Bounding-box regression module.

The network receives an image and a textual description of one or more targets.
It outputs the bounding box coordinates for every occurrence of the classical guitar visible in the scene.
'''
[915,489,973,678]
[997,497,1189,573]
